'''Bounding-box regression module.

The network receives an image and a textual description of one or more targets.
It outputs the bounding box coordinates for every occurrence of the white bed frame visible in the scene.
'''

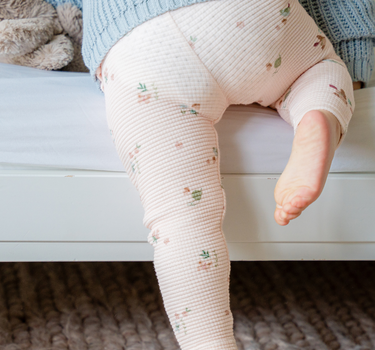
[1,167,374,261]
[2,58,374,262]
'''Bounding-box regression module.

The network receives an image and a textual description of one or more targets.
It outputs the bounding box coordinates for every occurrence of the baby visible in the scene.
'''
[83,0,358,349]
[92,1,357,227]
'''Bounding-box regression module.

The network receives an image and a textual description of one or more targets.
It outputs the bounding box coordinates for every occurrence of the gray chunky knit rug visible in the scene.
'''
[0,261,374,350]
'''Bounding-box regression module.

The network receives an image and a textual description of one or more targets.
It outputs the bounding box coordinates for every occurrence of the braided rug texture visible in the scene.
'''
[0,261,374,350]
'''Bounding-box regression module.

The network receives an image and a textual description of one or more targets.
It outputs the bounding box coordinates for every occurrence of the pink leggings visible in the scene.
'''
[95,1,354,349]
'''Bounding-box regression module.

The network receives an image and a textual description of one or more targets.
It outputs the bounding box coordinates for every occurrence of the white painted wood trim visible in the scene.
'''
[0,242,375,262]
[1,170,374,261]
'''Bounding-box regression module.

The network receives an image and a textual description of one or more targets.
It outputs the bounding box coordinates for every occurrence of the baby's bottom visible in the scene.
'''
[96,0,354,348]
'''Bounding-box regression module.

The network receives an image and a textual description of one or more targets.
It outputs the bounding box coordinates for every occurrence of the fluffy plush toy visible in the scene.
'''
[0,0,88,72]
[54,1,88,72]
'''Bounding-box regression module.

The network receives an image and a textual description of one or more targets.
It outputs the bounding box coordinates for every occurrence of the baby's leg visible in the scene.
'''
[273,56,355,225]
[97,12,236,350]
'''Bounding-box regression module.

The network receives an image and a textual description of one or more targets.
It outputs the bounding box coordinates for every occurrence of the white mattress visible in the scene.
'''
[1,62,375,173]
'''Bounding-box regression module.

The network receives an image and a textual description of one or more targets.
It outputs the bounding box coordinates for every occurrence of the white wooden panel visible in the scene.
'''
[0,169,149,241]
[0,242,153,262]
[0,242,375,262]
[0,170,374,247]
[223,174,375,242]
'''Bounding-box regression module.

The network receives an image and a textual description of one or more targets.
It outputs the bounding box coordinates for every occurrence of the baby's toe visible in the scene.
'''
[290,196,311,211]
[274,207,290,226]
[282,202,302,215]
[283,211,301,221]
[275,202,304,225]
[281,208,301,221]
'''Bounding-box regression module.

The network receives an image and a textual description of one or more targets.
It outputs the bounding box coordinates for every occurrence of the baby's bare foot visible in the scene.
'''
[274,109,341,225]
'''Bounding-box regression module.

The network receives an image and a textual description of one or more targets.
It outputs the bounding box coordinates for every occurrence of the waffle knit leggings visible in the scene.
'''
[96,0,355,348]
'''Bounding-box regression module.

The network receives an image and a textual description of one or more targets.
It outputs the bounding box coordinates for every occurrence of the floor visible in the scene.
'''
[0,261,374,350]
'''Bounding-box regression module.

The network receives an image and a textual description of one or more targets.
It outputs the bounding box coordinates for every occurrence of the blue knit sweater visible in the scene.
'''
[45,0,375,89]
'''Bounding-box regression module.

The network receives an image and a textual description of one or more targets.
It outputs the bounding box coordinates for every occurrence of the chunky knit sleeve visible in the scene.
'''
[299,0,375,87]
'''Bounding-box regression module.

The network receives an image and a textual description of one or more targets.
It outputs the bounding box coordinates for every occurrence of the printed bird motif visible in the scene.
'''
[187,188,202,206]
[314,35,326,50]
[207,147,218,165]
[329,84,347,105]
[138,93,151,103]
[189,35,197,49]
[206,156,216,165]
[150,229,160,245]
[182,309,191,317]
[329,84,353,113]
[280,3,291,17]
[180,103,200,116]
[197,260,213,271]
[192,103,200,111]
